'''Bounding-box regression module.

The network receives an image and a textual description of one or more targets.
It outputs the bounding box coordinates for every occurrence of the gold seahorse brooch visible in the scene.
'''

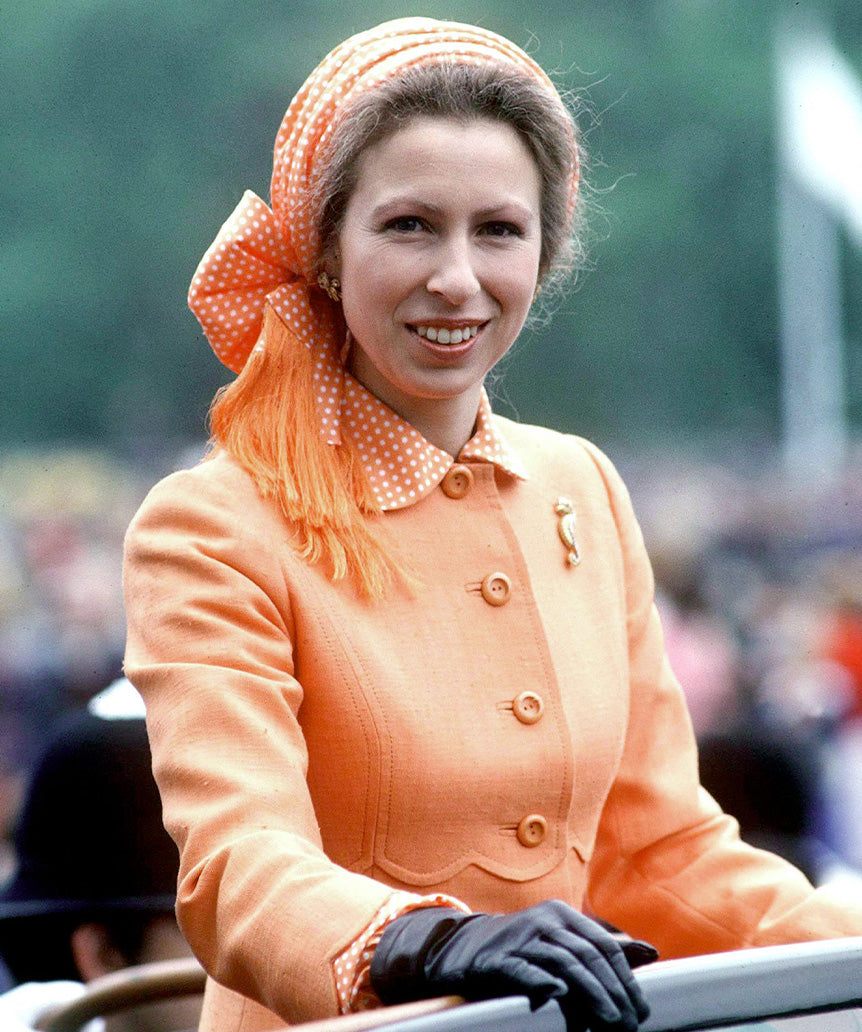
[554,497,581,566]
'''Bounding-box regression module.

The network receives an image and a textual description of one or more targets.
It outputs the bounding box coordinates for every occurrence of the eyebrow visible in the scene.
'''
[370,196,538,221]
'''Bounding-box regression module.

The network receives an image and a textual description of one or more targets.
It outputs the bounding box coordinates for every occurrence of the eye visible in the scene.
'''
[385,216,426,233]
[481,221,525,238]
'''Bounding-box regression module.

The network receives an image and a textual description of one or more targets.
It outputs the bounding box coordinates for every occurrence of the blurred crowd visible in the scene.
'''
[0,446,203,885]
[629,446,862,886]
[1,441,861,893]
[0,448,206,1029]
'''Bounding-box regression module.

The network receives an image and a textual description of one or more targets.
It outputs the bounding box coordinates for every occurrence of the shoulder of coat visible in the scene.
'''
[491,414,612,479]
[131,448,279,535]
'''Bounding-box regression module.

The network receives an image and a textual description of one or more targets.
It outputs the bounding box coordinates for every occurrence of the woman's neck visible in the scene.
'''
[399,391,481,457]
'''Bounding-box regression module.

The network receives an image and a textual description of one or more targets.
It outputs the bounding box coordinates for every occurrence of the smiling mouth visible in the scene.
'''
[412,324,483,344]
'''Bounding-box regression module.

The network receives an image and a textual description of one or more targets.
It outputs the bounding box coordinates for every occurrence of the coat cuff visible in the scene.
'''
[333,891,471,1013]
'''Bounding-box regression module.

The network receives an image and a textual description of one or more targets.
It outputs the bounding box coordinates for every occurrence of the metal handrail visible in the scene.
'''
[35,936,862,1032]
[637,936,862,1031]
[296,937,862,1032]
[35,956,206,1032]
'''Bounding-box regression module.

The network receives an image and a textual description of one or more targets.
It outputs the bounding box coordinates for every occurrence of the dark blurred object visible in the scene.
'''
[698,721,825,884]
[0,711,177,984]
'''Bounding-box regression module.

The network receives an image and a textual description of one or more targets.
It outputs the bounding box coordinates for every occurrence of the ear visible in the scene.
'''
[70,922,127,981]
[320,240,341,279]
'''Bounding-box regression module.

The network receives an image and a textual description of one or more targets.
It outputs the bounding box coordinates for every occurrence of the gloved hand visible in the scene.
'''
[370,900,653,1032]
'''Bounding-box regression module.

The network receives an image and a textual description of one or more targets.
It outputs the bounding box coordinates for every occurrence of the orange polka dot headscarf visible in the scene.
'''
[187,17,579,383]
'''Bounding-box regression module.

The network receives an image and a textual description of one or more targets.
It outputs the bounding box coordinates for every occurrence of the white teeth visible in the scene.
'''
[416,325,479,343]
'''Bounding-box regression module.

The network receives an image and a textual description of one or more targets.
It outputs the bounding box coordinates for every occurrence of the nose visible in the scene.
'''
[425,237,481,305]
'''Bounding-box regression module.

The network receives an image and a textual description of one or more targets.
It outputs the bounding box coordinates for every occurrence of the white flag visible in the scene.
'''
[778,30,862,245]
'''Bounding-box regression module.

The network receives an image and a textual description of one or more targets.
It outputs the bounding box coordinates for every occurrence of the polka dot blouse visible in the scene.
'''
[339,374,528,510]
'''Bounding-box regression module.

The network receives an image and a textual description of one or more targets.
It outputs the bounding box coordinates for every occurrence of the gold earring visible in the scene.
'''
[317,271,342,303]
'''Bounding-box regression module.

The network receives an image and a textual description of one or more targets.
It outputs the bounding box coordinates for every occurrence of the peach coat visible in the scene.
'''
[123,418,862,1032]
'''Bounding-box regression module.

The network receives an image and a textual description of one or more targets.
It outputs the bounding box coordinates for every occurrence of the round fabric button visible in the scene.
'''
[516,814,548,848]
[513,690,544,724]
[441,464,474,499]
[480,572,511,606]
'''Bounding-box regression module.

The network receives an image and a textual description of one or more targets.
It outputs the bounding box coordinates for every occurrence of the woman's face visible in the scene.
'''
[336,115,542,449]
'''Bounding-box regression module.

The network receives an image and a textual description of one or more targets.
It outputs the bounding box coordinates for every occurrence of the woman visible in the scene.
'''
[123,17,862,1032]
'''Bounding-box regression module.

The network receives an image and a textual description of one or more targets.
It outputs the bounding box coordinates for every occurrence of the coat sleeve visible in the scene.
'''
[122,464,395,1023]
[579,441,862,957]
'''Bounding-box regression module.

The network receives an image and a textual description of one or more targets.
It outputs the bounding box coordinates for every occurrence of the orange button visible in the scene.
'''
[441,464,473,499]
[516,814,548,848]
[513,691,544,725]
[481,572,511,606]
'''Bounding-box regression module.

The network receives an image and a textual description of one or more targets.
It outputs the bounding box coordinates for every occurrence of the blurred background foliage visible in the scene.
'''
[3,0,859,462]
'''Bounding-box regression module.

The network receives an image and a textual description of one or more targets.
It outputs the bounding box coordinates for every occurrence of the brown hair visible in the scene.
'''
[210,62,581,599]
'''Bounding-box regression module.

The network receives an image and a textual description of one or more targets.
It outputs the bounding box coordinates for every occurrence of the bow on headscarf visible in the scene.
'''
[188,17,579,390]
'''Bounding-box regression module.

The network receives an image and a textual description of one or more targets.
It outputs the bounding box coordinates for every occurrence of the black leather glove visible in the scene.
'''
[370,900,653,1032]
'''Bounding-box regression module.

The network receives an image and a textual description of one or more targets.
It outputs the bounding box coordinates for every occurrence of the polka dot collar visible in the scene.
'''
[339,375,528,511]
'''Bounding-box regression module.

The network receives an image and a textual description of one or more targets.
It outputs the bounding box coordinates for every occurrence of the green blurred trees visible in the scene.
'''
[2,0,860,458]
